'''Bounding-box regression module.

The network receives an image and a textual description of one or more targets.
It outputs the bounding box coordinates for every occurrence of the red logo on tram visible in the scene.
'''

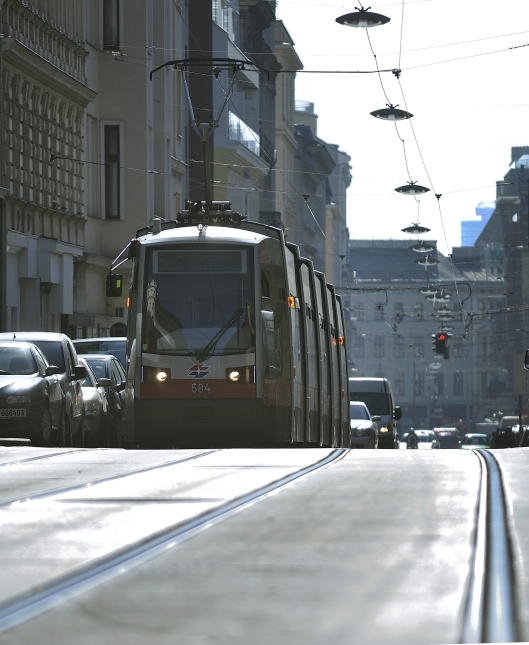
[187,364,211,379]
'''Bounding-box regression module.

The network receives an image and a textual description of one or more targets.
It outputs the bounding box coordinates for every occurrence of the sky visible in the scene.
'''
[276,0,529,254]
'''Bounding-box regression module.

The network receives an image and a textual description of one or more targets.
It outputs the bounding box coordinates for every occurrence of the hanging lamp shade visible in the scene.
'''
[416,254,439,266]
[419,285,438,296]
[402,223,431,234]
[410,242,436,253]
[395,182,430,195]
[436,305,452,315]
[426,292,442,301]
[336,7,390,28]
[371,104,413,121]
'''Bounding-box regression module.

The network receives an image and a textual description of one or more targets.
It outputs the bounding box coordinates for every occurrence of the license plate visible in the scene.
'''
[0,408,27,419]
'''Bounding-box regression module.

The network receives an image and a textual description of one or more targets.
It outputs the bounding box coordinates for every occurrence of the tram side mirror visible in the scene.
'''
[394,406,402,421]
[524,349,529,370]
[106,274,123,297]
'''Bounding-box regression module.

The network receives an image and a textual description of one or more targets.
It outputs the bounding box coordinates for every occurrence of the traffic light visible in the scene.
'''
[436,333,447,355]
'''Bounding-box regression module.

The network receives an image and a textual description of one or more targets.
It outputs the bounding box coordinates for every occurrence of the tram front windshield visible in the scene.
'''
[142,245,255,357]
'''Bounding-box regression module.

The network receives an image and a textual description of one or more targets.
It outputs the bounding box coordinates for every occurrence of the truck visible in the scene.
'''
[349,377,402,449]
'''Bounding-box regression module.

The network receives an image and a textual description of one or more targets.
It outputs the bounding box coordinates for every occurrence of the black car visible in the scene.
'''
[73,337,127,370]
[0,332,87,446]
[0,341,62,446]
[81,354,127,447]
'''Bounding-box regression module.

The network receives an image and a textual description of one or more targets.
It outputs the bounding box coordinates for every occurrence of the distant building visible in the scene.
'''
[460,202,495,246]
[342,239,508,430]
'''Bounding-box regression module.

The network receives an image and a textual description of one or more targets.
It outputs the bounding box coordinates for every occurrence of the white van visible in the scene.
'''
[349,377,402,449]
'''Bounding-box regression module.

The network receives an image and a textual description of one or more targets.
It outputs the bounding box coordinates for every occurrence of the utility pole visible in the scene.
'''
[0,36,7,332]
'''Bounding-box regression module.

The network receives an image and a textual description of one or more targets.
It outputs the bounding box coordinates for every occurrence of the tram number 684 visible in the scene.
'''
[191,382,211,394]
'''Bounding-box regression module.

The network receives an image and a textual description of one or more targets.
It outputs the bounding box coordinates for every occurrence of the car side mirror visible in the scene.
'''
[116,381,126,391]
[45,365,61,376]
[372,415,382,422]
[97,378,112,387]
[394,406,402,421]
[74,365,87,380]
[106,274,123,297]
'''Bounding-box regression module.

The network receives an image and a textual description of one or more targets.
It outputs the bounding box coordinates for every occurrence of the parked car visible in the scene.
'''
[80,354,127,447]
[73,337,127,370]
[0,340,62,446]
[461,433,489,449]
[349,401,380,449]
[79,358,111,447]
[0,333,87,446]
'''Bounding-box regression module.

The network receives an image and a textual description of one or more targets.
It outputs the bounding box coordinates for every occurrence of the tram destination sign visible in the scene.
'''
[155,250,247,274]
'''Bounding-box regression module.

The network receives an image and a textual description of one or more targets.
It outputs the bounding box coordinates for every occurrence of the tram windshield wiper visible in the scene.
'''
[194,308,244,362]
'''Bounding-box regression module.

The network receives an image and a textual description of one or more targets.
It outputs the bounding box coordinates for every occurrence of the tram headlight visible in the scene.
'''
[156,371,169,383]
[379,426,389,433]
[225,366,256,384]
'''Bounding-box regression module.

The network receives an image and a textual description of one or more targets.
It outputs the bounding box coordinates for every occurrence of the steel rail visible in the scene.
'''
[0,449,218,508]
[0,449,81,468]
[461,450,519,643]
[0,448,348,634]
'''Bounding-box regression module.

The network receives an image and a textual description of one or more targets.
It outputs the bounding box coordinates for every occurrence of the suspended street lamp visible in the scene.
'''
[395,181,430,195]
[336,6,390,28]
[426,291,442,301]
[410,242,436,253]
[371,104,413,121]
[416,254,439,266]
[402,223,430,234]
[436,305,452,315]
[419,285,438,296]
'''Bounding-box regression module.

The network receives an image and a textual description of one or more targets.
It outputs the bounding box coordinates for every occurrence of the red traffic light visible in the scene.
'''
[438,334,446,341]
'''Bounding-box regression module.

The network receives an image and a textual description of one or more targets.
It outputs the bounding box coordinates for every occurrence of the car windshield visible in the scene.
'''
[80,362,97,388]
[417,435,431,442]
[29,341,64,371]
[0,347,37,375]
[141,245,255,356]
[468,435,488,445]
[438,434,458,446]
[83,357,108,381]
[75,341,126,369]
[349,392,390,415]
[350,404,370,420]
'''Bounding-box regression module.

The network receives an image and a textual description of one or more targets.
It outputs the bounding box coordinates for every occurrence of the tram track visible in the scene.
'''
[0,448,347,634]
[462,449,520,643]
[0,449,82,468]
[0,449,218,508]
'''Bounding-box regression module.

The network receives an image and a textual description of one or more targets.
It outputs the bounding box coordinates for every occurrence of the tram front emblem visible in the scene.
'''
[187,364,212,379]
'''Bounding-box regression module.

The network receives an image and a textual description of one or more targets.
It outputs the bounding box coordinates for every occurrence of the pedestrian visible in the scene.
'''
[407,428,418,450]
[489,429,497,449]
[504,426,517,448]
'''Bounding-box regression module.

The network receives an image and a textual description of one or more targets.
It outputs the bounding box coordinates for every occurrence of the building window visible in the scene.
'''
[394,336,404,358]
[413,336,424,357]
[374,336,384,358]
[356,302,364,321]
[104,125,120,219]
[394,302,404,314]
[452,340,463,358]
[353,336,365,358]
[481,372,488,395]
[394,371,405,396]
[414,302,423,319]
[433,373,444,397]
[103,0,120,50]
[374,304,384,321]
[415,373,424,396]
[454,372,464,396]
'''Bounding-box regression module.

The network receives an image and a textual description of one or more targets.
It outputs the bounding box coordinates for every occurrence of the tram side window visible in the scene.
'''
[260,239,288,379]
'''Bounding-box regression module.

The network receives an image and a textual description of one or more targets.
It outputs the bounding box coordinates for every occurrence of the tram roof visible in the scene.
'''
[137,223,280,246]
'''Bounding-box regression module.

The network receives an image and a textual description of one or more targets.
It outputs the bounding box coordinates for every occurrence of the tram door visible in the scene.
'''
[315,273,332,446]
[285,245,304,443]
[300,261,320,444]
[326,285,341,447]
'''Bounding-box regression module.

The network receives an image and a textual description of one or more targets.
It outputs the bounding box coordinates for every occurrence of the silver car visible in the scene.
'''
[79,358,111,447]
[350,401,381,449]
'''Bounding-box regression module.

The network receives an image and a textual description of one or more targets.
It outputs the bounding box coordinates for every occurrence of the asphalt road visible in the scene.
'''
[0,447,526,644]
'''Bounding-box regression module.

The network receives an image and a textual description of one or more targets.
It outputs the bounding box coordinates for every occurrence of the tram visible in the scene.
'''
[107,202,350,448]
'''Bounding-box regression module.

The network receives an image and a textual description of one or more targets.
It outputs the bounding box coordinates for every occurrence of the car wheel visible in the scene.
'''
[37,408,53,447]
[111,417,122,448]
[61,408,73,447]
[97,414,110,448]
[73,413,85,447]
